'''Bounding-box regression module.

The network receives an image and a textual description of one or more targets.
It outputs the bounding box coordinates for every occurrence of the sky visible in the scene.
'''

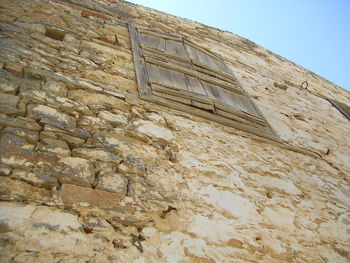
[128,0,350,92]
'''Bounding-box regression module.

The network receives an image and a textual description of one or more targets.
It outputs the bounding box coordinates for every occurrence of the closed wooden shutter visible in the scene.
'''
[129,22,276,139]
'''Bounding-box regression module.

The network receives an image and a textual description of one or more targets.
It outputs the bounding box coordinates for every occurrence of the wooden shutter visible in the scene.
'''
[129,22,276,140]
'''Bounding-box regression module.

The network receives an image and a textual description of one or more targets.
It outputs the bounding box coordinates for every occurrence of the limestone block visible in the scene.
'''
[72,148,120,162]
[118,155,145,176]
[3,127,39,144]
[0,114,41,131]
[78,116,112,130]
[60,184,140,213]
[133,119,174,146]
[40,138,70,149]
[0,202,94,255]
[0,105,25,116]
[27,104,76,130]
[98,110,128,127]
[0,133,35,151]
[96,172,128,194]
[55,132,85,148]
[36,145,71,157]
[42,81,68,97]
[0,177,50,202]
[10,169,58,189]
[0,93,19,107]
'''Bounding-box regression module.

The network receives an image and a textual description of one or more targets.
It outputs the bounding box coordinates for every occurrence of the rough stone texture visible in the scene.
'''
[96,172,128,194]
[0,0,349,262]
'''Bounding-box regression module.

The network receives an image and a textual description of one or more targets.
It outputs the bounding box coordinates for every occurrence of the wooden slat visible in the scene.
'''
[144,56,244,94]
[145,63,163,85]
[143,49,169,63]
[193,61,236,82]
[157,66,188,91]
[166,39,187,58]
[185,75,207,96]
[153,90,192,105]
[184,39,220,60]
[192,100,214,111]
[128,22,152,96]
[141,44,191,64]
[151,83,213,104]
[137,28,182,42]
[238,95,261,118]
[140,33,165,51]
[214,100,267,126]
[215,108,267,129]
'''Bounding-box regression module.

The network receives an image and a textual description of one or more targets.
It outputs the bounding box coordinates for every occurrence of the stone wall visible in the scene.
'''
[0,0,349,262]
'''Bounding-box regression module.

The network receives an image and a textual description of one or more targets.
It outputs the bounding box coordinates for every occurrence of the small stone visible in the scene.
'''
[10,169,58,189]
[98,110,128,127]
[0,133,35,151]
[96,172,128,194]
[42,81,68,97]
[0,79,18,94]
[72,148,120,162]
[3,127,39,144]
[27,104,76,130]
[0,93,19,107]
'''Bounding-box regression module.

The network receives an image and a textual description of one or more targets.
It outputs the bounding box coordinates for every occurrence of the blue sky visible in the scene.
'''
[128,0,350,92]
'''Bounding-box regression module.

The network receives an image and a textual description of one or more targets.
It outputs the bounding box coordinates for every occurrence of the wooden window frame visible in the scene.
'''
[128,22,320,158]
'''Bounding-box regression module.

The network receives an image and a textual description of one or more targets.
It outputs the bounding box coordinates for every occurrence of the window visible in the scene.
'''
[128,22,277,141]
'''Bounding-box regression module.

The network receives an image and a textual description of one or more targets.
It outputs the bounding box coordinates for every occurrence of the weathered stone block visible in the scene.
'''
[96,172,128,194]
[36,145,71,157]
[60,184,139,213]
[0,202,94,255]
[0,177,50,202]
[40,138,69,149]
[27,104,76,130]
[42,81,68,97]
[78,116,112,130]
[0,93,19,107]
[98,110,128,127]
[118,155,145,176]
[0,105,25,116]
[10,169,58,189]
[72,148,120,162]
[133,119,174,146]
[3,127,39,144]
[0,114,41,131]
[0,133,35,151]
